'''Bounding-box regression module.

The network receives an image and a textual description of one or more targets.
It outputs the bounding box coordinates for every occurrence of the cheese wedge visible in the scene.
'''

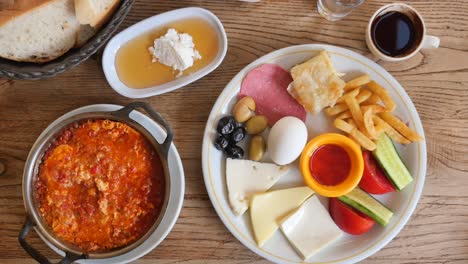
[280,195,343,260]
[226,158,290,216]
[250,186,314,247]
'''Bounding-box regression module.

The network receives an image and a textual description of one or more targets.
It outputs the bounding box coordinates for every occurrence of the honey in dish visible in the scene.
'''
[115,18,219,89]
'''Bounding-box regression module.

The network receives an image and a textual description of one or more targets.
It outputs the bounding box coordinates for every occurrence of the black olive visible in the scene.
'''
[217,116,236,135]
[230,127,246,143]
[214,136,229,150]
[225,145,244,159]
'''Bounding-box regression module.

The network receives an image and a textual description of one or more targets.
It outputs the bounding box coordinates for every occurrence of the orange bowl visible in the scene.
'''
[300,133,364,197]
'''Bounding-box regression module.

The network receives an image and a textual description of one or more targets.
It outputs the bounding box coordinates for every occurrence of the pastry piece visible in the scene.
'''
[288,50,346,114]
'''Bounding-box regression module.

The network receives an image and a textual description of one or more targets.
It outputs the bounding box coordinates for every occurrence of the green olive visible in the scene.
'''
[249,135,266,161]
[245,115,268,135]
[233,97,256,123]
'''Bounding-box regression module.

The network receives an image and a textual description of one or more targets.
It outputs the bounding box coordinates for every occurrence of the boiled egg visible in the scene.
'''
[267,116,308,165]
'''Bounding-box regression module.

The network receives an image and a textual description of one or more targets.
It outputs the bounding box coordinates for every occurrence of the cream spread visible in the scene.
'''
[148,28,201,76]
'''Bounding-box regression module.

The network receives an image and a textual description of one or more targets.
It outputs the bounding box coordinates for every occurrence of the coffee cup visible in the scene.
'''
[366,3,440,62]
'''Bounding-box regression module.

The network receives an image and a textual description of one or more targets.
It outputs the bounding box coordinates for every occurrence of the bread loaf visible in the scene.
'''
[0,0,80,63]
[75,0,120,28]
[75,24,96,47]
[0,0,49,15]
[73,0,121,48]
[0,0,120,63]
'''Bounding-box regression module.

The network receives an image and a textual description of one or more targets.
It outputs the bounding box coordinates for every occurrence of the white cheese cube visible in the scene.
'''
[280,195,343,260]
[226,158,290,216]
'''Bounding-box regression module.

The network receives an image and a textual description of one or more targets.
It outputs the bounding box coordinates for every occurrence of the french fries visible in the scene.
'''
[361,104,387,114]
[334,119,376,151]
[375,121,385,137]
[334,119,354,133]
[379,112,422,142]
[330,75,422,149]
[349,131,376,151]
[356,89,372,103]
[326,88,372,116]
[347,118,357,128]
[363,108,378,139]
[344,74,371,91]
[336,110,352,120]
[337,87,360,103]
[363,93,380,105]
[344,96,365,132]
[325,103,348,116]
[366,81,396,111]
[373,116,411,144]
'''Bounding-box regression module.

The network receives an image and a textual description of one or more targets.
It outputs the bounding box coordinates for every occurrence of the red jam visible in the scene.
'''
[309,144,351,186]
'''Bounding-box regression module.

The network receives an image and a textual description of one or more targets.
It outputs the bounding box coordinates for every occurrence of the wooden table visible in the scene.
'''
[1,1,467,263]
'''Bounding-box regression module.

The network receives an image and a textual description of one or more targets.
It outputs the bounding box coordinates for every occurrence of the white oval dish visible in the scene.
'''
[38,104,185,264]
[201,44,427,263]
[102,7,228,98]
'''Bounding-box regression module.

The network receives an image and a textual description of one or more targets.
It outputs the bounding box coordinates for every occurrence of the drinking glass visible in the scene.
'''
[317,0,365,21]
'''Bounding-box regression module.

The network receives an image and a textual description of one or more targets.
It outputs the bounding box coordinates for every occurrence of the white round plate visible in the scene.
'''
[37,104,185,264]
[201,44,427,264]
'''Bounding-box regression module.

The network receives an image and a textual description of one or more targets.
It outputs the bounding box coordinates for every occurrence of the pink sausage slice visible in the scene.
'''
[239,64,306,126]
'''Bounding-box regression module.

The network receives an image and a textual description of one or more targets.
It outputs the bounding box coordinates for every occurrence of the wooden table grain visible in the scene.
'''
[1,0,467,263]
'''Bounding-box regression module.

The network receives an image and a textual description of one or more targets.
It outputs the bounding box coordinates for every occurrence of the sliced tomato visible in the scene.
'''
[329,198,375,235]
[359,151,396,194]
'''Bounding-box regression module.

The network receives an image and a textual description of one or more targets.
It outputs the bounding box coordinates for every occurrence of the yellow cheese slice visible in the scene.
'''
[250,186,314,247]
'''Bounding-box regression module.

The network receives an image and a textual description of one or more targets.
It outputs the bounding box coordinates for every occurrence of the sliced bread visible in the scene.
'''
[0,0,81,63]
[0,1,50,15]
[74,0,120,28]
[0,1,52,26]
[75,24,96,47]
[0,0,15,11]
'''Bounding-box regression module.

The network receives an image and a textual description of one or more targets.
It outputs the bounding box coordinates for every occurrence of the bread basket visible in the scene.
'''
[0,0,134,80]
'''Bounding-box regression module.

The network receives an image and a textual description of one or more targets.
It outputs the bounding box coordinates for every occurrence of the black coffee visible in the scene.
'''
[371,11,418,57]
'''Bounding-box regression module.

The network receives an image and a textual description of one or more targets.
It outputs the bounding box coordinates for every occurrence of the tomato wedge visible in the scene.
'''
[359,151,396,194]
[329,198,375,235]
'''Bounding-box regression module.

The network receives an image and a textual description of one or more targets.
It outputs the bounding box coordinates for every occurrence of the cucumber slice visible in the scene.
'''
[339,188,393,226]
[373,133,413,191]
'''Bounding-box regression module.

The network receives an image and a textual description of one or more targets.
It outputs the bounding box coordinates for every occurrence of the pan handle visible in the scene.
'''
[19,216,86,264]
[111,102,174,157]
